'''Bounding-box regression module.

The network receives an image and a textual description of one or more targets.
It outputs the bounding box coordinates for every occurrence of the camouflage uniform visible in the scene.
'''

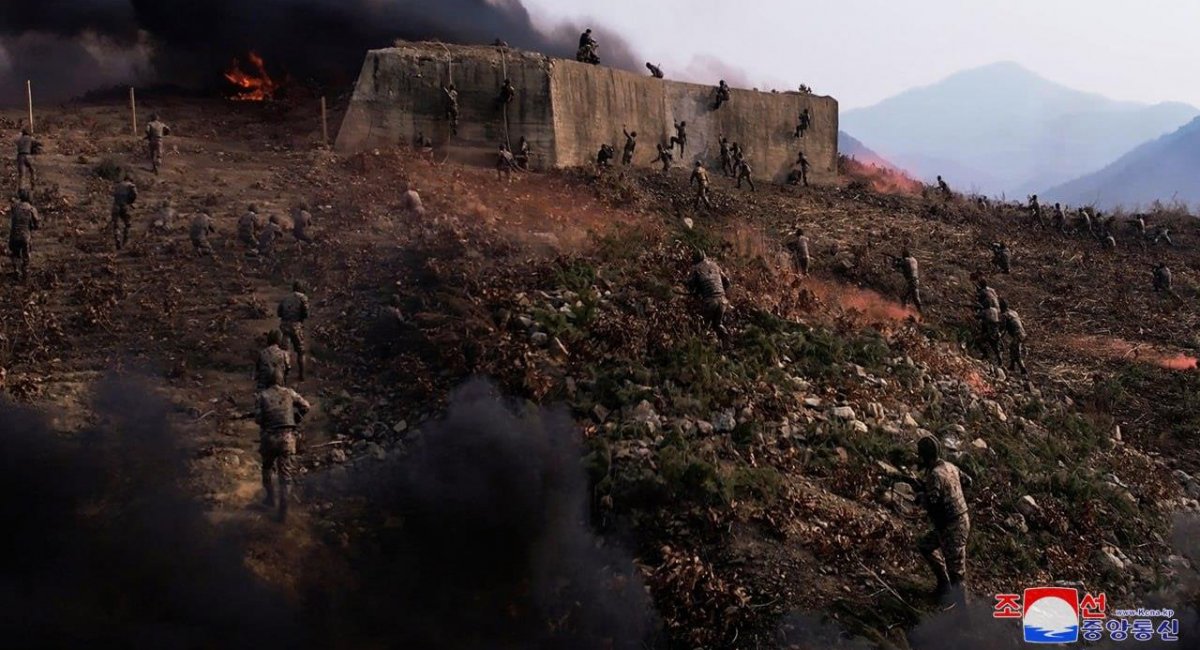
[401,189,425,217]
[670,121,688,157]
[786,230,810,276]
[713,81,731,109]
[735,158,755,191]
[1027,195,1042,227]
[918,454,971,596]
[596,144,615,168]
[652,144,673,172]
[515,137,532,170]
[1053,204,1066,233]
[793,152,810,187]
[690,163,712,209]
[991,243,1011,274]
[257,218,283,258]
[151,200,176,235]
[689,256,731,341]
[1153,226,1174,247]
[16,130,36,190]
[278,287,310,380]
[1077,208,1094,238]
[978,305,1002,366]
[111,177,138,250]
[443,85,459,135]
[145,117,169,174]
[1002,306,1028,375]
[976,283,999,311]
[646,62,664,79]
[1153,264,1180,303]
[189,212,215,255]
[719,137,734,177]
[936,176,952,198]
[621,128,637,166]
[238,209,260,248]
[255,340,291,389]
[293,207,313,244]
[497,146,518,181]
[8,195,39,279]
[793,108,812,139]
[497,79,516,108]
[255,384,310,520]
[896,254,922,311]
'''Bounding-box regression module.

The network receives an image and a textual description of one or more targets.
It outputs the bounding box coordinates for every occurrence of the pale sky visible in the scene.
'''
[521,0,1200,109]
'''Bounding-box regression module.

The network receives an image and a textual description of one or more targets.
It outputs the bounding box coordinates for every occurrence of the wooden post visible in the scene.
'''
[130,87,138,136]
[320,96,328,147]
[26,80,34,134]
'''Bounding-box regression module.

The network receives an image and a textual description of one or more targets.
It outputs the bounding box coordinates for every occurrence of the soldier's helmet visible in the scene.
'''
[249,204,258,212]
[694,160,702,167]
[917,435,940,464]
[999,299,1009,311]
[692,249,706,263]
[585,29,592,34]
[901,248,911,258]
[448,83,456,90]
[680,120,687,127]
[269,214,280,225]
[20,127,30,136]
[794,226,804,236]
[267,329,282,346]
[630,131,637,138]
[17,188,31,202]
[150,113,159,121]
[293,280,307,293]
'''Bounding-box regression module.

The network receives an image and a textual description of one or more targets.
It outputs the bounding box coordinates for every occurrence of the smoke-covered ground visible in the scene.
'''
[0,0,640,103]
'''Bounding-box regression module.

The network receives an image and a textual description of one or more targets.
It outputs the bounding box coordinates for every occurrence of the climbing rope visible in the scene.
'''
[499,45,512,150]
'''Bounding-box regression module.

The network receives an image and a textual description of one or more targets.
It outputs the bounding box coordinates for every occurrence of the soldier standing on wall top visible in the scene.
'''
[646,62,664,78]
[793,108,812,139]
[713,80,731,109]
[577,29,600,64]
[442,84,459,135]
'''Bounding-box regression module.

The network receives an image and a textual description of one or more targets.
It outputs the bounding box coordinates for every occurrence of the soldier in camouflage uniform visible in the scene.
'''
[8,188,39,280]
[645,62,664,79]
[1027,195,1041,227]
[497,144,518,181]
[1076,207,1095,239]
[894,249,922,311]
[688,249,731,342]
[718,136,734,177]
[936,175,952,199]
[670,120,688,157]
[786,226,810,277]
[621,127,637,166]
[1152,225,1174,247]
[734,157,755,191]
[15,127,37,191]
[1153,263,1181,303]
[255,372,310,521]
[150,198,176,235]
[793,151,811,187]
[690,161,712,209]
[189,211,215,256]
[111,174,138,250]
[292,201,314,245]
[651,143,673,172]
[515,136,532,170]
[990,242,1011,274]
[1000,299,1028,376]
[144,113,170,175]
[255,329,291,390]
[793,108,812,139]
[496,79,516,109]
[713,80,731,109]
[238,205,260,248]
[278,280,310,381]
[596,143,615,168]
[442,84,459,135]
[975,277,1000,311]
[1053,203,1066,234]
[257,214,283,258]
[916,435,971,603]
[978,300,1003,367]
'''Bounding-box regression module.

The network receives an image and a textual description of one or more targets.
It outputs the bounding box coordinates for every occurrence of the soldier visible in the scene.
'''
[15,127,38,190]
[793,108,812,139]
[442,84,459,135]
[1152,225,1174,247]
[975,277,999,311]
[646,62,664,78]
[894,249,922,311]
[730,142,745,164]
[718,136,734,177]
[734,157,755,191]
[188,211,215,256]
[258,214,283,258]
[786,226,810,277]
[651,143,673,172]
[713,80,731,109]
[688,249,731,342]
[595,143,615,168]
[1102,232,1117,251]
[579,28,597,50]
[238,205,260,248]
[1027,194,1042,227]
[915,436,971,604]
[577,29,600,64]
[292,201,314,245]
[670,120,688,156]
[278,280,310,381]
[1076,207,1094,238]
[690,161,712,209]
[255,372,310,521]
[794,151,811,187]
[1000,299,1028,376]
[401,187,426,217]
[1152,263,1181,303]
[978,300,1002,366]
[990,242,1011,274]
[111,174,137,250]
[1052,203,1066,234]
[496,79,516,108]
[620,127,638,166]
[7,188,38,280]
[150,198,176,235]
[145,112,170,174]
[936,175,952,199]
[515,136,533,170]
[497,144,518,181]
[256,329,292,389]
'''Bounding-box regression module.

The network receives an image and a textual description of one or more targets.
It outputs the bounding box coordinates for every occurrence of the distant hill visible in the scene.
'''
[1043,115,1200,210]
[841,62,1198,196]
[837,131,903,170]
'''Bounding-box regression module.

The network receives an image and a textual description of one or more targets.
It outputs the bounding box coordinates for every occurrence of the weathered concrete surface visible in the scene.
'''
[337,42,838,183]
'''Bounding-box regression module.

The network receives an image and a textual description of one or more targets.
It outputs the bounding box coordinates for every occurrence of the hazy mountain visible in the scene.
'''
[1043,115,1200,210]
[837,131,904,170]
[841,62,1198,196]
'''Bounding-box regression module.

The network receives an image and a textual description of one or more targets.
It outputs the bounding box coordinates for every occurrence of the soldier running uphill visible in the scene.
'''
[690,161,712,209]
[255,372,310,521]
[916,435,972,607]
[278,281,311,381]
[735,157,755,191]
[894,249,922,312]
[256,329,292,390]
[238,205,260,248]
[1000,300,1028,376]
[786,227,811,277]
[8,188,39,280]
[1153,263,1182,304]
[111,174,138,250]
[990,242,1011,274]
[257,215,283,259]
[978,299,1003,367]
[688,250,731,342]
[15,127,39,191]
[189,211,215,256]
[292,201,314,245]
[145,113,170,174]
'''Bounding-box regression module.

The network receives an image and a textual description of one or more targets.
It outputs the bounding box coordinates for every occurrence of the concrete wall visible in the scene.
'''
[337,42,838,183]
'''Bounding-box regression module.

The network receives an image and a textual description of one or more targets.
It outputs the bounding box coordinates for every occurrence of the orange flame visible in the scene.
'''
[224,51,277,101]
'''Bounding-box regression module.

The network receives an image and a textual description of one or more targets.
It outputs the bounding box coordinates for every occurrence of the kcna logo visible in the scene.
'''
[1021,588,1081,643]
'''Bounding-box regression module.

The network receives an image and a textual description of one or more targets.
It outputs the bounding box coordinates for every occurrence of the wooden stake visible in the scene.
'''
[26,80,34,134]
[320,96,329,146]
[130,87,138,136]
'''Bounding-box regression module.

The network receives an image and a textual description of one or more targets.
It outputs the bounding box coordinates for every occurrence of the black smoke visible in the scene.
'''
[0,378,297,648]
[329,379,657,649]
[0,0,640,103]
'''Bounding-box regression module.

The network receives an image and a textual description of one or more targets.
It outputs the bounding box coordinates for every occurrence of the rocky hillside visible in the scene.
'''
[1,97,1198,648]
